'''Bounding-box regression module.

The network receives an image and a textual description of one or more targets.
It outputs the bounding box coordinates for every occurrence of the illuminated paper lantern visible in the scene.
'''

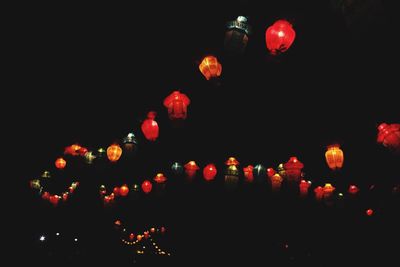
[184,161,200,178]
[325,145,344,170]
[199,56,222,80]
[377,123,400,152]
[163,91,190,120]
[55,158,67,169]
[243,165,254,182]
[203,164,217,181]
[265,19,296,55]
[283,157,304,182]
[107,144,122,162]
[141,112,159,141]
[224,16,252,53]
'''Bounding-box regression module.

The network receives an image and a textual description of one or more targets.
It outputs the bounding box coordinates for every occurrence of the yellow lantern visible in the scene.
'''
[107,144,122,162]
[199,56,222,80]
[325,145,344,170]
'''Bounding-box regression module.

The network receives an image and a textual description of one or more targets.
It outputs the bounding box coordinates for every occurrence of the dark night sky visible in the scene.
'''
[13,0,399,265]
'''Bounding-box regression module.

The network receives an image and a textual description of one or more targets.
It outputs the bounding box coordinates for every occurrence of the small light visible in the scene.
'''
[39,235,46,242]
[74,238,78,242]
[338,193,343,197]
[56,232,60,236]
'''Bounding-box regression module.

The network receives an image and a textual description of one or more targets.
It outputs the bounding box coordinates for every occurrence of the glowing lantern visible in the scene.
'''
[129,233,135,241]
[377,123,400,152]
[49,195,60,206]
[348,185,359,195]
[277,164,286,179]
[283,157,304,182]
[55,158,66,169]
[154,173,167,184]
[141,180,152,194]
[267,168,276,178]
[199,56,222,80]
[41,191,50,200]
[144,231,149,239]
[113,187,120,196]
[136,235,143,241]
[161,226,166,233]
[323,183,336,199]
[141,111,159,141]
[84,151,96,164]
[184,161,200,178]
[77,147,88,156]
[225,157,239,166]
[299,180,311,197]
[97,148,106,158]
[225,16,252,53]
[99,185,106,195]
[366,209,374,216]
[203,164,217,181]
[270,174,283,191]
[150,228,156,233]
[62,192,69,202]
[119,184,129,197]
[265,19,296,55]
[114,220,121,226]
[314,186,324,201]
[107,144,122,162]
[64,144,81,156]
[30,179,41,190]
[253,164,266,182]
[123,132,138,152]
[163,91,191,120]
[325,145,344,170]
[171,162,183,175]
[243,165,254,182]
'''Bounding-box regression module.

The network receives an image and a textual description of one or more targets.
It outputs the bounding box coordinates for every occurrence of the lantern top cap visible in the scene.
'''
[225,157,239,166]
[378,123,388,130]
[185,160,199,170]
[227,16,252,35]
[147,111,157,119]
[327,144,341,149]
[164,91,190,107]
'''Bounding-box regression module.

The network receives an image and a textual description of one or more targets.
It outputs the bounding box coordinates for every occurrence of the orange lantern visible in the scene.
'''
[225,157,239,166]
[325,144,344,170]
[377,123,400,152]
[107,144,122,162]
[270,174,283,191]
[55,158,67,169]
[64,144,81,156]
[184,161,200,178]
[163,91,190,121]
[283,157,304,182]
[141,111,159,141]
[129,233,135,241]
[119,184,129,197]
[199,56,222,80]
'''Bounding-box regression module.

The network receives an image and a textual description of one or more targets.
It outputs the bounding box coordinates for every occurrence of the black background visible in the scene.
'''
[14,0,399,265]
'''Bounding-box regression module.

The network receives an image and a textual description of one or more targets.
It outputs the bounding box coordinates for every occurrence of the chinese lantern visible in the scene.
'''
[123,132,138,152]
[299,180,311,197]
[314,186,324,201]
[253,164,266,183]
[113,186,120,196]
[99,185,106,195]
[270,174,283,191]
[49,195,60,206]
[225,157,239,166]
[119,185,129,197]
[154,173,167,183]
[41,191,50,200]
[141,180,152,194]
[97,148,106,158]
[267,168,276,178]
[144,231,149,239]
[62,192,69,202]
[161,226,166,233]
[184,161,200,178]
[64,144,81,156]
[150,228,156,233]
[243,165,254,182]
[277,164,286,179]
[224,16,252,53]
[129,233,135,241]
[366,209,374,216]
[199,56,222,80]
[136,235,143,241]
[77,147,88,156]
[171,162,183,175]
[265,19,296,55]
[323,183,336,199]
[55,158,66,169]
[225,165,239,190]
[114,220,121,226]
[377,123,400,152]
[84,151,96,164]
[203,164,217,181]
[30,179,41,190]
[141,111,159,141]
[348,185,359,195]
[283,157,304,182]
[163,91,191,120]
[325,145,344,170]
[107,144,122,162]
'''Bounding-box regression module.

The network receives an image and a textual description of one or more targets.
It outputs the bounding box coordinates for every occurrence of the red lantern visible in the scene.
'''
[377,123,400,152]
[299,180,311,197]
[283,157,304,182]
[265,19,296,55]
[49,195,60,206]
[184,161,200,178]
[243,165,254,182]
[55,158,67,169]
[129,233,135,241]
[325,144,344,170]
[270,174,283,191]
[141,111,159,141]
[199,56,222,80]
[42,191,50,200]
[267,168,276,178]
[154,173,167,183]
[203,164,217,181]
[64,144,81,156]
[77,147,88,156]
[150,228,156,233]
[107,144,123,162]
[62,192,69,202]
[141,180,152,194]
[366,209,374,216]
[119,184,129,197]
[348,185,359,195]
[163,91,191,120]
[144,231,149,239]
[113,186,120,196]
[314,186,324,201]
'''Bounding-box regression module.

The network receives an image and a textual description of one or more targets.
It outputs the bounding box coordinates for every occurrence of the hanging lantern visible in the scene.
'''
[366,209,374,216]
[299,180,312,197]
[154,173,167,184]
[77,147,88,156]
[64,144,81,156]
[84,151,96,164]
[325,145,344,170]
[224,16,252,53]
[253,164,266,183]
[377,123,400,152]
[270,174,283,191]
[348,185,359,195]
[265,19,296,55]
[113,186,120,197]
[243,165,254,182]
[203,164,217,181]
[41,191,50,200]
[141,111,159,141]
[49,195,60,206]
[62,192,69,202]
[97,147,106,158]
[143,231,150,239]
[267,168,276,178]
[129,233,135,241]
[136,235,143,241]
[225,157,239,166]
[30,179,42,190]
[314,186,324,201]
[199,56,222,81]
[283,157,304,182]
[119,184,130,197]
[163,91,191,121]
[277,164,286,179]
[107,144,122,162]
[224,165,239,190]
[150,228,156,233]
[184,161,200,178]
[141,180,152,194]
[123,132,138,152]
[99,185,107,195]
[323,183,336,199]
[55,158,67,169]
[171,162,183,175]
